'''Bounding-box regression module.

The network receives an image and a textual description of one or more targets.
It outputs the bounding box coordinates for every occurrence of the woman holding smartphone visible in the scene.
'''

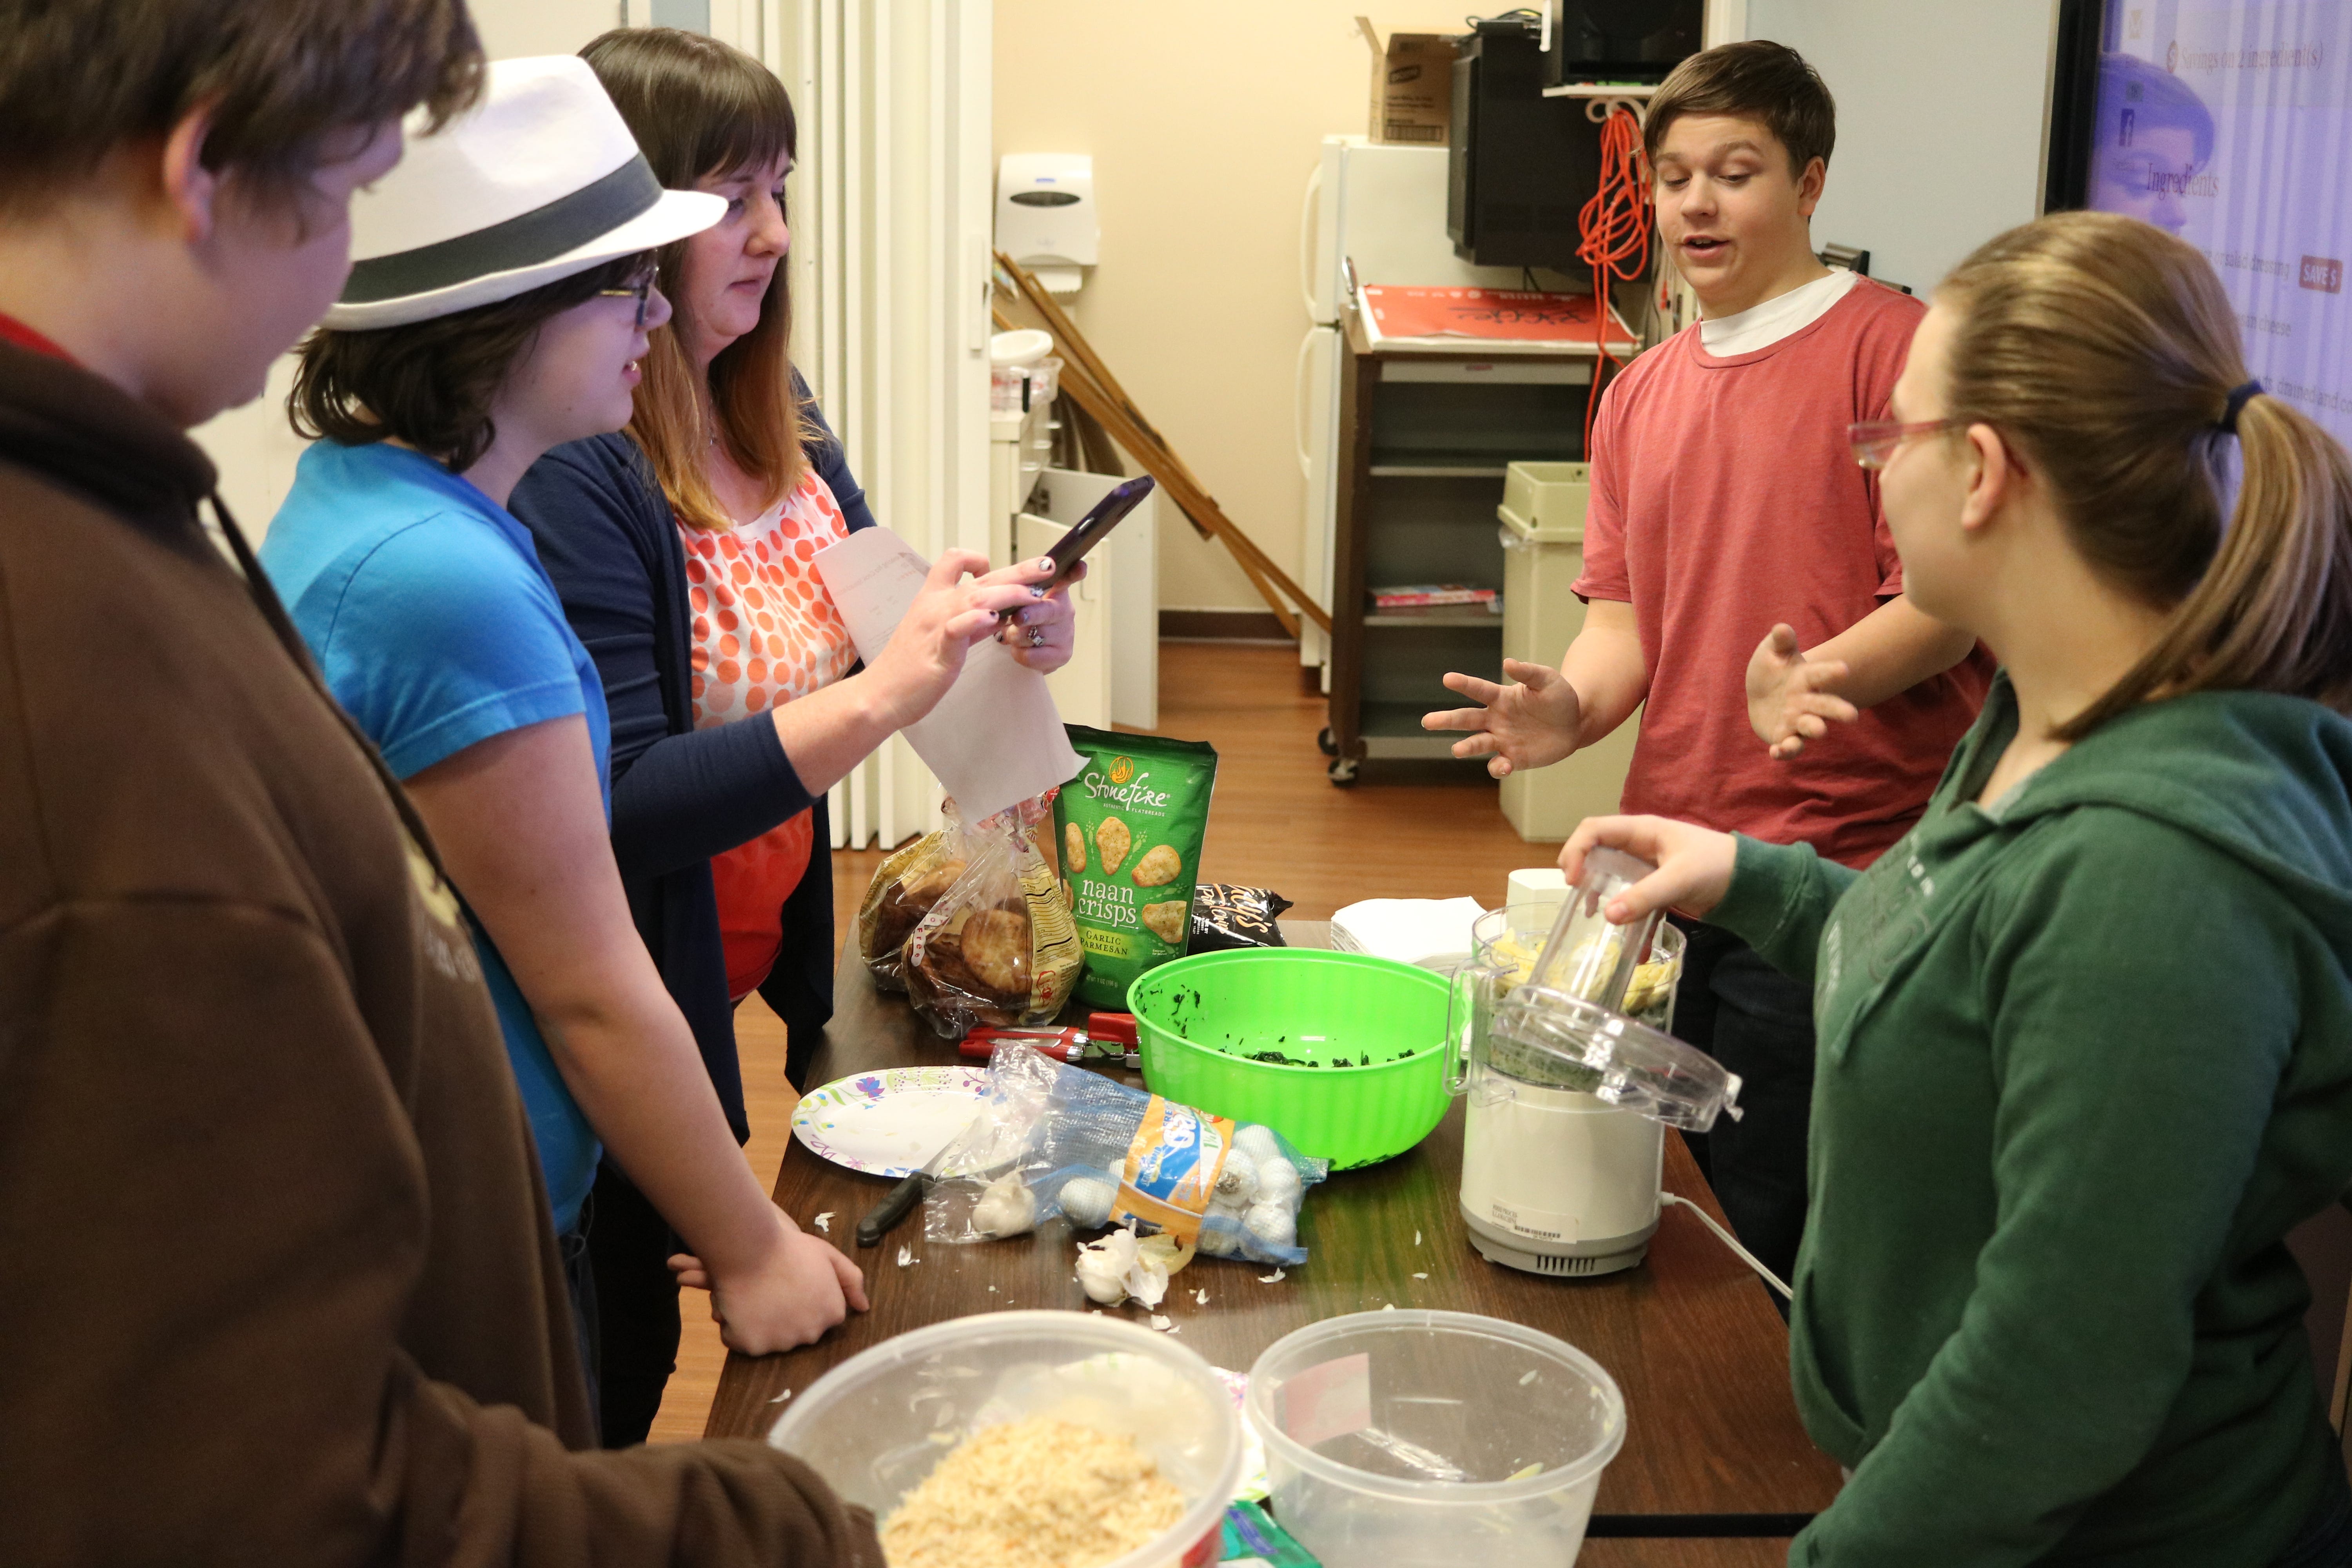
[1567,211,2352,1563]
[509,28,1077,1445]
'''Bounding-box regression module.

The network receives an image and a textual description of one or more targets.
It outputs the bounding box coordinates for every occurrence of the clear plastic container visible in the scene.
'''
[1489,987,1740,1130]
[1523,847,1661,1012]
[1246,1310,1626,1566]
[1447,906,1693,1098]
[769,1310,1241,1568]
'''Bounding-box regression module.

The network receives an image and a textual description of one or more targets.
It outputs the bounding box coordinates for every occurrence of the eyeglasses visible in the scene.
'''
[1848,418,1965,470]
[597,264,659,328]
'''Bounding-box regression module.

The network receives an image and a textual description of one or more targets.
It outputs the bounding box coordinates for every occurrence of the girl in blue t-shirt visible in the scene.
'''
[260,57,1070,1399]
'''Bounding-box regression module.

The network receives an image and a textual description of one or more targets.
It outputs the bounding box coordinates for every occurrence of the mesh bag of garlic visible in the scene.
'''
[922,1036,1327,1265]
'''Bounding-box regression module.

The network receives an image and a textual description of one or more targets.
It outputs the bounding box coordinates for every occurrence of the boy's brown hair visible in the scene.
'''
[0,0,483,218]
[1642,40,1836,179]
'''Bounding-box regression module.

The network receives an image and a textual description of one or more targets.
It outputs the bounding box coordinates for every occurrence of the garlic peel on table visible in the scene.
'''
[1074,1226,1194,1308]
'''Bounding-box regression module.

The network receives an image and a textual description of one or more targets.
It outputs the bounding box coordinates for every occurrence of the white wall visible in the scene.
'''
[187,0,626,534]
[474,0,624,59]
[995,3,1428,616]
[1746,0,2059,294]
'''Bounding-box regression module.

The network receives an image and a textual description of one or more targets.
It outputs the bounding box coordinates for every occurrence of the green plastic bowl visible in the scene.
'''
[1128,950,1452,1170]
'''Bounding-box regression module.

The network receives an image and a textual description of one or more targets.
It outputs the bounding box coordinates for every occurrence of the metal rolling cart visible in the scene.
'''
[1321,309,1612,785]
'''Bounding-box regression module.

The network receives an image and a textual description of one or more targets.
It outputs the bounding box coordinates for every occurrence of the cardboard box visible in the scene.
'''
[1356,17,1455,146]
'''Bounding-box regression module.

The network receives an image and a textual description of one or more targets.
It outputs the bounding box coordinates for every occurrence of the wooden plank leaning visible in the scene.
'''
[992,254,1332,639]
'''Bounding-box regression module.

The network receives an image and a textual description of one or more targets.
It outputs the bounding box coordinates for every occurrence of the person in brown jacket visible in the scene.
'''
[0,3,882,1561]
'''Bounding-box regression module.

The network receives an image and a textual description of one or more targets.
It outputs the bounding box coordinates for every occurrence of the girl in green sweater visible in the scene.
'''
[1570,211,2352,1565]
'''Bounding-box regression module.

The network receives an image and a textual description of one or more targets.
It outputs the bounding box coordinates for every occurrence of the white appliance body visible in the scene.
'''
[1459,1063,1664,1277]
[1296,136,1527,672]
[997,152,1097,296]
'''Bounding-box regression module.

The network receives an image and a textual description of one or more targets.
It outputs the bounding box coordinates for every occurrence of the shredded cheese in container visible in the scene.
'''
[880,1416,1185,1568]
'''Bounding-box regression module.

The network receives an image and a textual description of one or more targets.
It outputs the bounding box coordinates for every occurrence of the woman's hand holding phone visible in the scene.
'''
[866,550,1065,727]
[997,560,1081,672]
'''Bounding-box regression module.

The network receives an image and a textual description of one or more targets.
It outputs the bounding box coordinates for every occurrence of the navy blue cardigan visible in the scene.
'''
[509,403,876,1134]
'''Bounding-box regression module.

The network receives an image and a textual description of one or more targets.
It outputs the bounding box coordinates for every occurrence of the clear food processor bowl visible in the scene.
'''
[1488,987,1742,1131]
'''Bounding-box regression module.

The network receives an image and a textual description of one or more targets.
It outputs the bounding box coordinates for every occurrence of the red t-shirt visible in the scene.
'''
[1573,280,1991,869]
[0,312,73,362]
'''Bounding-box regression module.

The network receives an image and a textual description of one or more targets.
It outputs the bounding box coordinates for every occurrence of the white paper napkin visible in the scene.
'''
[1328,896,1489,970]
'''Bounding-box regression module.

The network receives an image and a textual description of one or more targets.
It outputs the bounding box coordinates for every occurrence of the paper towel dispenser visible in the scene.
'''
[997,153,1097,296]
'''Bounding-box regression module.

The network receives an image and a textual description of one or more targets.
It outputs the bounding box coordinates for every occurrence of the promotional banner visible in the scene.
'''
[2093,2,2351,445]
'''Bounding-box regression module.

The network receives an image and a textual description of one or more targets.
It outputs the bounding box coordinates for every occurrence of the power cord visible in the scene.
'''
[1662,1192,1793,1300]
[1575,105,1652,457]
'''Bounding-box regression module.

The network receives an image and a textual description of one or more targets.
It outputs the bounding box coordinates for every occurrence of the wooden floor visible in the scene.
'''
[649,639,1566,1441]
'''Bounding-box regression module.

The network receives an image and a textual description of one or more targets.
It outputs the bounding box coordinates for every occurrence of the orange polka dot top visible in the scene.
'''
[684,467,860,1000]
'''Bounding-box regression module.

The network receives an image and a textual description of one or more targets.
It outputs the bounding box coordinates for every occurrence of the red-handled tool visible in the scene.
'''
[957,1025,1088,1061]
[1087,1012,1140,1047]
[956,1016,1143,1069]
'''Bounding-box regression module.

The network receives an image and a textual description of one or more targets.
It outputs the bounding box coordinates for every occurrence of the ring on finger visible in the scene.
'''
[1028,628,1046,648]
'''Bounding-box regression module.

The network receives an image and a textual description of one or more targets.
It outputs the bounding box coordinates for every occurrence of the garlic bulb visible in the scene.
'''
[1212,1150,1260,1207]
[972,1172,1038,1239]
[1256,1158,1303,1207]
[1073,1226,1170,1307]
[1243,1200,1296,1252]
[1058,1173,1117,1229]
[1233,1123,1283,1166]
[1197,1220,1243,1257]
[1074,1227,1138,1303]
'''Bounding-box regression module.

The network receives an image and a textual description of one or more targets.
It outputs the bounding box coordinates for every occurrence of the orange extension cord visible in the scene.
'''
[1576,106,1652,458]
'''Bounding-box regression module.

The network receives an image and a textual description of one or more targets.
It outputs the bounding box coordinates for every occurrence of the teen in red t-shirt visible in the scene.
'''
[1427,41,1989,1294]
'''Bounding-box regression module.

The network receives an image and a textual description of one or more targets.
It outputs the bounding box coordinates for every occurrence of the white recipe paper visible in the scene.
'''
[813,528,1082,821]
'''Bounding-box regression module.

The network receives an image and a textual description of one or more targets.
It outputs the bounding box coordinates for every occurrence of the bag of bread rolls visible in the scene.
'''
[903,791,1082,1036]
[856,802,973,993]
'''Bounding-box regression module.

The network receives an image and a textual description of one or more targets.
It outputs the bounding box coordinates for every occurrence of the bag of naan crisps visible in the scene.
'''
[1055,726,1219,1011]
[904,791,1083,1037]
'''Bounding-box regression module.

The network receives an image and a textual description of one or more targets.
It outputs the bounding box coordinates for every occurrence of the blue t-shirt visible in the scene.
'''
[261,441,607,1234]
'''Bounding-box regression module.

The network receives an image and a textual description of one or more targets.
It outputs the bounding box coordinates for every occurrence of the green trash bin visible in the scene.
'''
[1496,461,1640,842]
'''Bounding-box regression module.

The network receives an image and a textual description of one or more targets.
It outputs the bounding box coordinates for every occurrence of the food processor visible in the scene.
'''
[1448,851,1742,1277]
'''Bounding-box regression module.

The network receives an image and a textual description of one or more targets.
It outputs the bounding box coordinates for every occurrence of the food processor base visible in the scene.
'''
[1461,1204,1656,1278]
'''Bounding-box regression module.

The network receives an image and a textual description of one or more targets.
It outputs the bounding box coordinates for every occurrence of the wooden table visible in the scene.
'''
[710,936,1841,1564]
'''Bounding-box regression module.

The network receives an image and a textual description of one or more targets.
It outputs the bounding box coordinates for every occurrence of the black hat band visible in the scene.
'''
[340,154,664,308]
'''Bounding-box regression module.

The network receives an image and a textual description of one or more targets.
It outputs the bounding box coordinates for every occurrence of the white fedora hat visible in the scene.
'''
[328,55,723,330]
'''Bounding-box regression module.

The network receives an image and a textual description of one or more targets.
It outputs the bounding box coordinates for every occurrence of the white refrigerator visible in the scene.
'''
[1296,135,1528,678]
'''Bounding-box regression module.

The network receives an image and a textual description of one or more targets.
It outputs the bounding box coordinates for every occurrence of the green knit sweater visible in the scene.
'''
[1711,673,2352,1566]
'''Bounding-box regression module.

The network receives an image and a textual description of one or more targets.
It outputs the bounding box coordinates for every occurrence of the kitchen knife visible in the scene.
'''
[855,1116,974,1249]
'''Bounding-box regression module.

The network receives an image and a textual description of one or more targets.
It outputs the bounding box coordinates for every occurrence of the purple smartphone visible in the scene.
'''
[1039,474,1154,592]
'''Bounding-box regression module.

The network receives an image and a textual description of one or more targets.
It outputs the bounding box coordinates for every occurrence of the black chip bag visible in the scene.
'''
[1189,884,1293,955]
[1055,726,1219,1011]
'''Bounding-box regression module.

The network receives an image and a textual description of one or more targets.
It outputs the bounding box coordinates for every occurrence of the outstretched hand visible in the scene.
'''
[1421,659,1584,779]
[1746,623,1858,760]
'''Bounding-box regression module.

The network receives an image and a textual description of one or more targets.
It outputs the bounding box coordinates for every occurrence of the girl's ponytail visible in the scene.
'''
[1938,212,2352,735]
